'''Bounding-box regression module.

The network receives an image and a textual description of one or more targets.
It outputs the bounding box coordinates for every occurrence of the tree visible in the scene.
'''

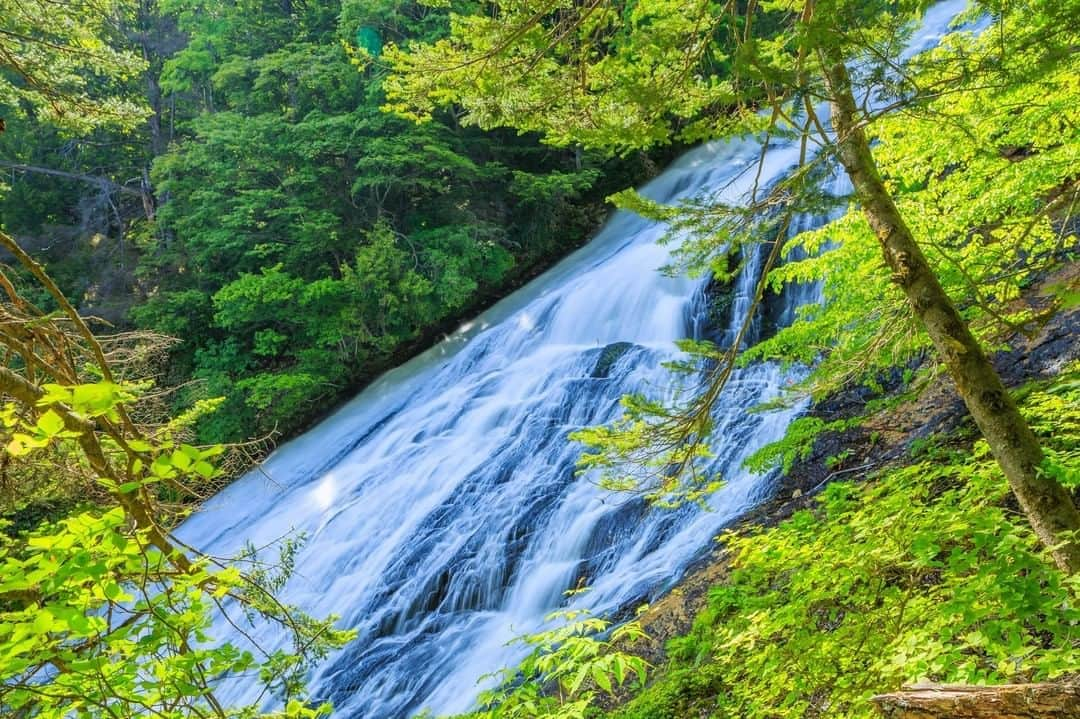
[385,0,1080,571]
[131,0,632,444]
[819,49,1080,572]
[0,3,351,715]
[0,230,352,718]
[0,0,147,132]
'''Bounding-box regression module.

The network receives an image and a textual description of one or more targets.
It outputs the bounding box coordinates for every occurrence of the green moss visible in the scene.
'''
[609,664,729,719]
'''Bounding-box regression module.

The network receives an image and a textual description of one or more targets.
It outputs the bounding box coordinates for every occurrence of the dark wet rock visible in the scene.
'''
[592,342,636,378]
[700,275,737,335]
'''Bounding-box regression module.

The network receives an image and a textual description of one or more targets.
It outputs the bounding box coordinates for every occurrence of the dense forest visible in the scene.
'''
[1,0,1079,718]
[0,0,662,445]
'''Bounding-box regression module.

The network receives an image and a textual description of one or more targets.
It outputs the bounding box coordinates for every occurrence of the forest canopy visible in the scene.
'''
[1,0,1079,717]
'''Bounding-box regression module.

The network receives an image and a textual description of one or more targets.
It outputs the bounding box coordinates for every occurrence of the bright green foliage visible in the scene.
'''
[442,609,649,719]
[571,390,722,508]
[746,16,1080,398]
[385,0,747,152]
[606,366,1080,719]
[384,0,976,154]
[0,380,353,718]
[743,415,857,475]
[0,0,147,131]
[1,509,346,718]
[3,509,236,717]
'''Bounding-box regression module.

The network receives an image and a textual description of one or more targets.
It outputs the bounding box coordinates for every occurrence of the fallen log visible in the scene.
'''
[872,683,1080,718]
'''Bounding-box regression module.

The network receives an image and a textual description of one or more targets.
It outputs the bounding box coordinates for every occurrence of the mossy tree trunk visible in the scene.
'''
[820,55,1080,574]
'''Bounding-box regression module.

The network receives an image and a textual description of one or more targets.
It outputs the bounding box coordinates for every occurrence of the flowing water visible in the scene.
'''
[178,4,974,716]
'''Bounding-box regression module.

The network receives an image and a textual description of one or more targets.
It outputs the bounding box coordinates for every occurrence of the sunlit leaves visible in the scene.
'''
[747,13,1080,399]
[0,379,352,718]
[384,0,744,152]
[456,609,650,719]
[0,0,147,131]
[627,366,1080,719]
[572,390,721,508]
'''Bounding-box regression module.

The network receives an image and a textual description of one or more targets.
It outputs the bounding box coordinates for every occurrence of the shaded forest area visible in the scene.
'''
[0,0,664,445]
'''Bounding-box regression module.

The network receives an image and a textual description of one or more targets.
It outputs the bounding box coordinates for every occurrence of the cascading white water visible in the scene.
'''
[177,4,974,716]
[181,136,805,718]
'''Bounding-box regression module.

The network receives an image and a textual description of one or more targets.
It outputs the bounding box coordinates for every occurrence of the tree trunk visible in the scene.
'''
[872,683,1080,718]
[820,55,1080,573]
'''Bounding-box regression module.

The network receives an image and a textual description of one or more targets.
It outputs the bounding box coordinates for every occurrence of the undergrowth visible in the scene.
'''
[608,363,1080,719]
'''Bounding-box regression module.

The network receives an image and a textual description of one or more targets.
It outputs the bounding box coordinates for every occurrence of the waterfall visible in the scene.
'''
[177,4,975,716]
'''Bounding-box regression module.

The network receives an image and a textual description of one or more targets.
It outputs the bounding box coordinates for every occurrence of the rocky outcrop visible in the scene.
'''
[592,342,636,378]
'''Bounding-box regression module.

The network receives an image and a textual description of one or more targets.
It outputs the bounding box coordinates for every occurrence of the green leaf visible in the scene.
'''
[37,410,66,437]
[591,665,613,694]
